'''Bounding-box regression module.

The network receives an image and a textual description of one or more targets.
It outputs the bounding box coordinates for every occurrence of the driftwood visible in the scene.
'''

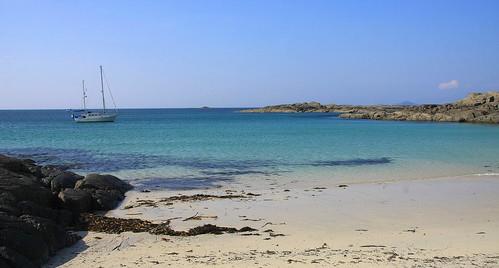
[182,212,218,221]
[124,193,257,209]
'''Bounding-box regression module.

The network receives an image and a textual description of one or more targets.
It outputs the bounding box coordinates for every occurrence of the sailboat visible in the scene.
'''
[72,66,117,123]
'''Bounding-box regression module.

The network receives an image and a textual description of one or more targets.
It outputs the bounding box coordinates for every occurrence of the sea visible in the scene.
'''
[1,109,498,190]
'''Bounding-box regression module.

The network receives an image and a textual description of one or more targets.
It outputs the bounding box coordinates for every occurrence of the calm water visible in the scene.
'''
[1,109,498,189]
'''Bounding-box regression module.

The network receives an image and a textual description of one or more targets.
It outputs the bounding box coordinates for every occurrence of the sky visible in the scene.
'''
[1,0,498,109]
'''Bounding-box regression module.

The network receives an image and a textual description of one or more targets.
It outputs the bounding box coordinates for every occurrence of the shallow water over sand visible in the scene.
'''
[1,109,498,188]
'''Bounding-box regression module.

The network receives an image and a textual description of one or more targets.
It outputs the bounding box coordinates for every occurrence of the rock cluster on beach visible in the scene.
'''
[0,154,132,268]
[0,155,261,268]
[241,91,499,124]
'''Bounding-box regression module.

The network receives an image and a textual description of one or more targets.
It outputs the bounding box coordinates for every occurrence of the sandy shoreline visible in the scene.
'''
[45,175,499,267]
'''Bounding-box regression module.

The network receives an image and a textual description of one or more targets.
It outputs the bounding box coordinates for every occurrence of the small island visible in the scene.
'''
[241,92,499,124]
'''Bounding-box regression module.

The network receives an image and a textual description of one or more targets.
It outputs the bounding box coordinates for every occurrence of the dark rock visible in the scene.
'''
[0,155,31,174]
[17,201,74,226]
[88,189,125,211]
[0,229,48,264]
[19,215,78,254]
[40,177,53,187]
[0,213,49,265]
[73,174,132,211]
[58,189,92,213]
[0,246,37,268]
[0,212,78,266]
[0,169,54,207]
[40,165,65,178]
[39,166,66,187]
[50,171,83,193]
[0,155,132,267]
[0,192,19,216]
[24,165,44,179]
[75,173,132,194]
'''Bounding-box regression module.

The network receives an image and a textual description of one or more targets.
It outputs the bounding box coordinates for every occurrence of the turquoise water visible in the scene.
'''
[1,109,498,189]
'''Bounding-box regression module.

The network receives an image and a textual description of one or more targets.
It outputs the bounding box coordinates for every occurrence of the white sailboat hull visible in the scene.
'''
[74,113,117,123]
[73,66,118,123]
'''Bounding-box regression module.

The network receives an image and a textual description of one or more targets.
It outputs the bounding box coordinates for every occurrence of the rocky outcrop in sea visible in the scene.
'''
[241,92,499,124]
[0,155,132,268]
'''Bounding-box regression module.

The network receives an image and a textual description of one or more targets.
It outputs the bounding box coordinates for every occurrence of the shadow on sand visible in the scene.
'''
[43,232,89,268]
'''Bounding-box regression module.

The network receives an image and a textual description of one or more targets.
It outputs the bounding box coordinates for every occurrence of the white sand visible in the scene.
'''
[45,175,499,267]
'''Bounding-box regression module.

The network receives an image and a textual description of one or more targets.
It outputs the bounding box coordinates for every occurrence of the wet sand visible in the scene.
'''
[45,175,499,267]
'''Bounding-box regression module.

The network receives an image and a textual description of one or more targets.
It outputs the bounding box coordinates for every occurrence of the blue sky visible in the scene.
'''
[1,0,498,109]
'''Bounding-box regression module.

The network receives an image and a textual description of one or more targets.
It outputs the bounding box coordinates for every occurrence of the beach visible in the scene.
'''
[45,174,499,267]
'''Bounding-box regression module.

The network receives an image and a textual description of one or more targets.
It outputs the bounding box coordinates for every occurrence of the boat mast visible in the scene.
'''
[100,65,106,113]
[82,80,87,110]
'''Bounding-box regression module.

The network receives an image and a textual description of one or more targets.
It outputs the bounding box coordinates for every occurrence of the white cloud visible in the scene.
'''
[438,80,459,90]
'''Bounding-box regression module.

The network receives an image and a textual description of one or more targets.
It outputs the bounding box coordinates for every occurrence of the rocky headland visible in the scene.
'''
[241,92,499,124]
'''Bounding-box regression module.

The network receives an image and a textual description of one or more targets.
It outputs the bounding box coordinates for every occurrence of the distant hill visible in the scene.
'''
[397,101,417,106]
